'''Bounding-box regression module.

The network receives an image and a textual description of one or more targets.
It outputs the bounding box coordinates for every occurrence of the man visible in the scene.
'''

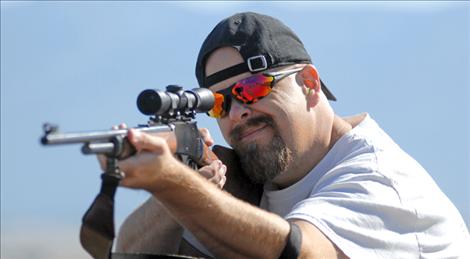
[114,12,469,258]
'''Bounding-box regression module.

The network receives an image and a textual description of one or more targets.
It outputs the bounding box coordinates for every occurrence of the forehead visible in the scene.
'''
[205,47,253,92]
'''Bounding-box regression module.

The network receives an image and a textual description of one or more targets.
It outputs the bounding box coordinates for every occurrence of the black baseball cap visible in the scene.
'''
[195,12,336,101]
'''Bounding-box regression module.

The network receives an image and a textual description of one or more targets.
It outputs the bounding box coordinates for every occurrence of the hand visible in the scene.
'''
[98,125,226,190]
[198,160,227,189]
[118,128,178,191]
[197,128,227,188]
[198,127,214,147]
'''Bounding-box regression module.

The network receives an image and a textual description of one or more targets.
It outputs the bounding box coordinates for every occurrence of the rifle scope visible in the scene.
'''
[137,85,214,116]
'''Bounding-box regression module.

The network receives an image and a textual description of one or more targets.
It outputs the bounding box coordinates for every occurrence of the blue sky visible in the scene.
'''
[1,2,469,258]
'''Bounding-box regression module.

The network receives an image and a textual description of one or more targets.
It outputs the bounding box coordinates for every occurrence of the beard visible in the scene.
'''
[230,115,293,184]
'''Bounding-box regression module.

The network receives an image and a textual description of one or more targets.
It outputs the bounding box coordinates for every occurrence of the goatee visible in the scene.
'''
[231,116,292,184]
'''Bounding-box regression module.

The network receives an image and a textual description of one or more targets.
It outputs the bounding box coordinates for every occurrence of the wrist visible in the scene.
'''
[146,157,188,195]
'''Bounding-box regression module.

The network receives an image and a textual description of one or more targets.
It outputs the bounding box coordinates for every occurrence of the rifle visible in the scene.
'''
[41,85,262,259]
[41,85,221,259]
[41,85,217,168]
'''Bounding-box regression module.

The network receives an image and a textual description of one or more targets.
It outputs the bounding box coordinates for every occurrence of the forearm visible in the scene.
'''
[116,196,183,254]
[117,129,344,258]
[149,163,290,258]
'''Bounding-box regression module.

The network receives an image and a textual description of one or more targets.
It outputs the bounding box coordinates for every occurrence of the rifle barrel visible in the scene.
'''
[41,125,173,145]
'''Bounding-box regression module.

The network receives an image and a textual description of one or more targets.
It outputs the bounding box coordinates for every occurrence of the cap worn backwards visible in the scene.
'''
[195,12,336,101]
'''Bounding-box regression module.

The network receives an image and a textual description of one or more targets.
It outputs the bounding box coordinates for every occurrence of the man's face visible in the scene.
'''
[205,47,307,184]
[229,114,292,184]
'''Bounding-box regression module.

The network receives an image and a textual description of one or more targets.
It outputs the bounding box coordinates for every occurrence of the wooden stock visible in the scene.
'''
[199,141,220,166]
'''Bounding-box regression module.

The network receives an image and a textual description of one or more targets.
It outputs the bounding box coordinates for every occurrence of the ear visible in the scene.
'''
[299,65,321,109]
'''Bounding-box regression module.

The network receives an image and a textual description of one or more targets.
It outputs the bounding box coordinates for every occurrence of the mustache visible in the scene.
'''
[230,115,275,142]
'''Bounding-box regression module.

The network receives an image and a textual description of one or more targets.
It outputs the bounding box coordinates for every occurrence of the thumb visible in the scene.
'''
[199,128,214,146]
[128,129,168,154]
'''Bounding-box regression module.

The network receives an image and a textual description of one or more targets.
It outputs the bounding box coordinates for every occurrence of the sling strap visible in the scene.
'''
[80,173,119,259]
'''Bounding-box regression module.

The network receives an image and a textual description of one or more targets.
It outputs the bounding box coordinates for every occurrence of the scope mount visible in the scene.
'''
[147,85,195,124]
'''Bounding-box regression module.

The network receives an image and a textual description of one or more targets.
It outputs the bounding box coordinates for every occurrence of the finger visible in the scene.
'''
[198,160,224,183]
[207,160,226,184]
[209,175,221,185]
[213,160,226,176]
[217,175,227,189]
[199,128,214,147]
[206,165,222,184]
[127,129,168,154]
[215,163,227,188]
[117,156,138,176]
[111,123,127,130]
[198,166,215,179]
[118,165,139,188]
[220,164,227,177]
[117,151,154,176]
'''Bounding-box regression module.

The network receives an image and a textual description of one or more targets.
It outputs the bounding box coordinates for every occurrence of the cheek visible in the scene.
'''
[265,86,308,142]
[268,88,305,121]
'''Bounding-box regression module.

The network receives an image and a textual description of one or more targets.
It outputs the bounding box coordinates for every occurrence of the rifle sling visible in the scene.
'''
[79,166,205,259]
[80,173,119,259]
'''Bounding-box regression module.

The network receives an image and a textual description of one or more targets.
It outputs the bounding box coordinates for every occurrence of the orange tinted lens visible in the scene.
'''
[207,92,225,118]
[232,74,273,104]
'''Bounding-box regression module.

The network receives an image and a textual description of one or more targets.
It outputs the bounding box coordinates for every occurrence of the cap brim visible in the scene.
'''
[320,79,336,101]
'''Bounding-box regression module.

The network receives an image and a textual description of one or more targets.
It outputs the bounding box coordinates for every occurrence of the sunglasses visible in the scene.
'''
[207,67,303,118]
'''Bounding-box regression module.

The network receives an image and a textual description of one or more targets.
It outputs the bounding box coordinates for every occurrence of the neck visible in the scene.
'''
[329,115,354,149]
[272,115,353,189]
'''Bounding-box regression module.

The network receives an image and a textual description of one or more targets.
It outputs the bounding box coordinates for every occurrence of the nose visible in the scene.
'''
[228,100,251,122]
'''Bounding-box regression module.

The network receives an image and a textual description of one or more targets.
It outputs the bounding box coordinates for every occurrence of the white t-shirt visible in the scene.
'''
[184,114,470,258]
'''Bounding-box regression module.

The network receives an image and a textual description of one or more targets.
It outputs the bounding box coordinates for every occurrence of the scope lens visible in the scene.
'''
[137,89,170,115]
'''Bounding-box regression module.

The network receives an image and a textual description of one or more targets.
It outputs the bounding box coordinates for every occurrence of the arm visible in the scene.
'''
[116,159,227,255]
[116,196,183,254]
[115,127,227,255]
[118,130,347,258]
[293,220,348,259]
